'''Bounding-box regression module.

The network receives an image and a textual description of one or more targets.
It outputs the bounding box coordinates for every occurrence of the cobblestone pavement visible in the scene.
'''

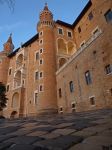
[0,109,112,150]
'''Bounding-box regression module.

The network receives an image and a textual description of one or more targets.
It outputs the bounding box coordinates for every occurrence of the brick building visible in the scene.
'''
[0,0,112,118]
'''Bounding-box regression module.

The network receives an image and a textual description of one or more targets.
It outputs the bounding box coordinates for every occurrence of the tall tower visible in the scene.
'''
[37,3,58,114]
[0,34,14,84]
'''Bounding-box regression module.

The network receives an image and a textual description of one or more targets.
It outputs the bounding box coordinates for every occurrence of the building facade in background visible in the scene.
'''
[0,0,112,118]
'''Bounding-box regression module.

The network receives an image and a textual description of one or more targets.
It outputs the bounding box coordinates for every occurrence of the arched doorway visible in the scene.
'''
[10,111,17,118]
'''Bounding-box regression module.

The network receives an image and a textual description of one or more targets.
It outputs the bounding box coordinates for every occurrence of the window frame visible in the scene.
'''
[69,81,74,93]
[85,70,92,85]
[105,64,112,75]
[58,27,64,35]
[104,9,112,23]
[34,91,38,105]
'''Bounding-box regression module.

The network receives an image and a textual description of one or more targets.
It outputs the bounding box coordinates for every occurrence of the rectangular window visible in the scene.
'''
[90,97,95,105]
[58,28,63,35]
[104,9,112,23]
[85,70,92,85]
[71,103,76,112]
[78,26,81,33]
[40,48,43,54]
[39,85,43,92]
[35,71,39,80]
[67,31,72,38]
[59,88,62,98]
[8,68,12,75]
[34,92,38,105]
[88,12,93,20]
[39,59,43,65]
[39,72,43,78]
[39,39,43,45]
[36,52,39,60]
[105,64,112,74]
[80,42,85,48]
[69,81,74,93]
[92,27,99,35]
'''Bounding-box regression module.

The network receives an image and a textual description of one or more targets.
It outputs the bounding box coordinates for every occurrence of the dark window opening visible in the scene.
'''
[78,26,81,33]
[90,97,95,105]
[104,9,112,23]
[36,52,39,60]
[68,31,72,37]
[7,85,9,92]
[105,64,112,74]
[58,28,63,35]
[85,70,92,85]
[9,68,12,75]
[88,12,93,20]
[69,81,74,93]
[59,88,62,98]
[35,71,39,80]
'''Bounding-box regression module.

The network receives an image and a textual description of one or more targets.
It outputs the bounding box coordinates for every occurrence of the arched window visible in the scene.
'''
[67,41,76,55]
[57,38,67,54]
[14,71,21,88]
[16,54,23,68]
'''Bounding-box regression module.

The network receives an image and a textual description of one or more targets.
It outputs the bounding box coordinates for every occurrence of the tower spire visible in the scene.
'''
[3,33,14,52]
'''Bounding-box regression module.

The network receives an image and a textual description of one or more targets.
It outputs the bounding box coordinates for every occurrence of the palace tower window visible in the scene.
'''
[85,70,92,85]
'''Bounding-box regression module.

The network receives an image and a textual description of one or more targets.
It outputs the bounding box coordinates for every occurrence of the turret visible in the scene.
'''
[0,34,14,84]
[3,34,14,54]
[36,4,57,114]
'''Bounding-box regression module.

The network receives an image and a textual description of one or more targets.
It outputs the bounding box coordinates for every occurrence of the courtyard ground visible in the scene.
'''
[0,109,112,150]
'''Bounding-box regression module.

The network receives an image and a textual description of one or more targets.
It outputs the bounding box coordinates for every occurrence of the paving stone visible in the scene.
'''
[8,129,33,136]
[91,118,112,124]
[0,135,16,142]
[83,125,108,133]
[54,123,73,128]
[27,131,48,136]
[33,135,83,150]
[83,136,112,146]
[4,136,44,145]
[69,122,95,130]
[69,143,102,150]
[52,128,76,135]
[100,129,112,137]
[8,144,48,150]
[72,129,97,138]
[0,142,13,150]
[0,126,19,135]
[33,126,56,132]
[39,133,61,139]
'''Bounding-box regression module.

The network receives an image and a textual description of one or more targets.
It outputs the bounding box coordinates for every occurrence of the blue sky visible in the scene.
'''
[0,0,89,51]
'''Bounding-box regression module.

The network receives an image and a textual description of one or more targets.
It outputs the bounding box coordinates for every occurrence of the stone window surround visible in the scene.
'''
[39,71,44,79]
[39,31,43,37]
[34,90,38,105]
[34,70,39,81]
[39,48,43,54]
[39,84,44,92]
[89,96,95,106]
[35,51,39,61]
[58,27,64,35]
[39,39,43,45]
[91,26,100,35]
[80,40,85,48]
[39,58,43,65]
[67,30,73,38]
